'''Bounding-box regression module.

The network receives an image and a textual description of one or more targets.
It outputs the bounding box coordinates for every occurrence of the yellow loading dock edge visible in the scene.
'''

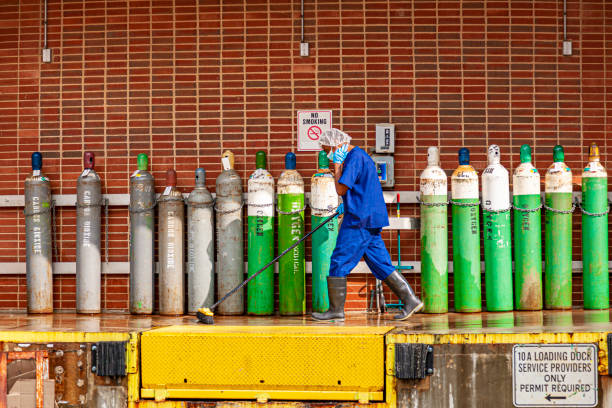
[139,326,393,403]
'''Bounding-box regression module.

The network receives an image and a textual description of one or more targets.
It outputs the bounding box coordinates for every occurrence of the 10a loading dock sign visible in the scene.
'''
[512,344,598,407]
[297,110,332,151]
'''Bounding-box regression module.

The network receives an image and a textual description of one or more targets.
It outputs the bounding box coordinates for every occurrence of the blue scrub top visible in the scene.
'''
[338,146,389,228]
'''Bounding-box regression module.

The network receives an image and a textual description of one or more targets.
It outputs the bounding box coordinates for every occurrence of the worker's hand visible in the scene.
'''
[332,144,348,164]
[336,202,344,215]
[326,148,335,162]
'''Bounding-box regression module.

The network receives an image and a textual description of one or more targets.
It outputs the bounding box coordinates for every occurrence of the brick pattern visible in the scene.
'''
[0,1,610,312]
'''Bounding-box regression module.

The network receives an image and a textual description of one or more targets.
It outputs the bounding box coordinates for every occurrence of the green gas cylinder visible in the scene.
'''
[581,143,609,310]
[278,152,305,315]
[247,151,275,315]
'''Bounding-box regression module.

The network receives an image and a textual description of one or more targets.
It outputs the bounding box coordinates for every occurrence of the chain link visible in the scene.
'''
[575,200,610,217]
[186,199,215,209]
[542,202,576,214]
[128,198,157,214]
[416,196,449,207]
[481,204,512,213]
[277,204,307,215]
[214,200,245,215]
[75,200,104,209]
[247,202,274,208]
[449,200,480,207]
[308,203,339,213]
[512,203,543,213]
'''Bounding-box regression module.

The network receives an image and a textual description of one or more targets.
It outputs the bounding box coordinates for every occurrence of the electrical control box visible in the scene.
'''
[370,154,395,188]
[375,123,395,153]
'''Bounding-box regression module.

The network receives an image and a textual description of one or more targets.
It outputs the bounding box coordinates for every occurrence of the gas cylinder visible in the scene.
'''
[581,143,608,309]
[24,152,53,313]
[544,145,573,309]
[76,151,102,314]
[247,151,275,315]
[481,145,513,312]
[419,146,448,314]
[512,144,542,310]
[187,168,215,313]
[451,148,481,313]
[278,152,305,316]
[158,169,184,315]
[311,150,339,313]
[215,150,244,315]
[129,153,155,314]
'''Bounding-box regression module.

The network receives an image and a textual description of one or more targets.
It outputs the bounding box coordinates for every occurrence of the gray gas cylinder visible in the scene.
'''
[215,151,244,315]
[129,153,155,314]
[24,152,53,313]
[76,151,102,313]
[158,169,185,315]
[187,168,215,313]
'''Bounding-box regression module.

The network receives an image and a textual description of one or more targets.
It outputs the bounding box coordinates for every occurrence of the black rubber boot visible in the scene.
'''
[384,271,423,320]
[311,276,346,321]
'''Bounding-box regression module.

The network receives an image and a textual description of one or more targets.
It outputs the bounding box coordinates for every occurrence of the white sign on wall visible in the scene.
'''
[297,110,332,151]
[512,344,597,407]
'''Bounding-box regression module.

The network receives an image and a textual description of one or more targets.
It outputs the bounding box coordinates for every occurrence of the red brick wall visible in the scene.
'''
[0,0,611,312]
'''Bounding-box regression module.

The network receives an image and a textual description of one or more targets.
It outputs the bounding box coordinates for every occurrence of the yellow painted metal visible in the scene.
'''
[127,332,140,403]
[387,331,609,374]
[0,331,129,343]
[140,325,392,402]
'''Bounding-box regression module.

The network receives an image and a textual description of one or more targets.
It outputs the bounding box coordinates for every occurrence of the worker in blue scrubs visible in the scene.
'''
[312,128,423,321]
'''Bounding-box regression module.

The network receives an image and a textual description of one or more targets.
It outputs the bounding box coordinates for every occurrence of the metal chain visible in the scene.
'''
[308,203,339,213]
[416,196,449,207]
[186,199,215,209]
[512,203,543,213]
[214,200,245,215]
[247,202,274,208]
[23,205,52,217]
[481,204,512,213]
[542,202,576,214]
[277,204,307,215]
[128,198,157,214]
[75,200,104,209]
[449,200,480,207]
[104,198,109,264]
[575,200,610,217]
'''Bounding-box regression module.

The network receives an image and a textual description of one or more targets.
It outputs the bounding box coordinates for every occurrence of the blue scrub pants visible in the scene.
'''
[328,225,395,280]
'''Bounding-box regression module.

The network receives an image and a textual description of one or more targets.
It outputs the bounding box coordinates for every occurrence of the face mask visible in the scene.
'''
[327,148,334,161]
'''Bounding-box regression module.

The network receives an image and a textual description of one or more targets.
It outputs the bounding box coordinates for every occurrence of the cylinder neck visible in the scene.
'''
[195,168,206,187]
[553,145,564,163]
[166,169,176,187]
[588,143,600,162]
[318,150,329,169]
[137,153,148,171]
[458,148,470,165]
[84,151,95,169]
[256,151,267,169]
[31,152,42,171]
[427,147,440,166]
[488,144,500,165]
[222,150,235,170]
[520,144,532,163]
[285,152,296,170]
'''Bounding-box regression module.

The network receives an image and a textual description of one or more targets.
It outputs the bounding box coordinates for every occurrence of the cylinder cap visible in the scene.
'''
[222,150,235,170]
[318,150,329,169]
[520,144,532,163]
[84,151,95,169]
[31,152,42,171]
[553,145,564,163]
[166,169,176,187]
[137,153,148,171]
[256,151,267,169]
[589,143,600,162]
[427,147,440,166]
[285,152,296,170]
[195,168,206,187]
[487,145,500,165]
[458,148,470,165]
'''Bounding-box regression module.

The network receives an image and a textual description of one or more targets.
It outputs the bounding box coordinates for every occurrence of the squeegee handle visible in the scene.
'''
[208,210,340,311]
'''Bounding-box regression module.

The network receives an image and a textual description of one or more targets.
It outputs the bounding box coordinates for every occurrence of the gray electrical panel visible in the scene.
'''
[370,153,395,188]
[376,123,395,153]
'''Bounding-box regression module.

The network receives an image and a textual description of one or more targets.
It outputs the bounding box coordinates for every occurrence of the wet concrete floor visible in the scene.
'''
[0,308,608,334]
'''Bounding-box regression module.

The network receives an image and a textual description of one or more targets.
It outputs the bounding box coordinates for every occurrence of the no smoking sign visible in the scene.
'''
[297,110,332,151]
